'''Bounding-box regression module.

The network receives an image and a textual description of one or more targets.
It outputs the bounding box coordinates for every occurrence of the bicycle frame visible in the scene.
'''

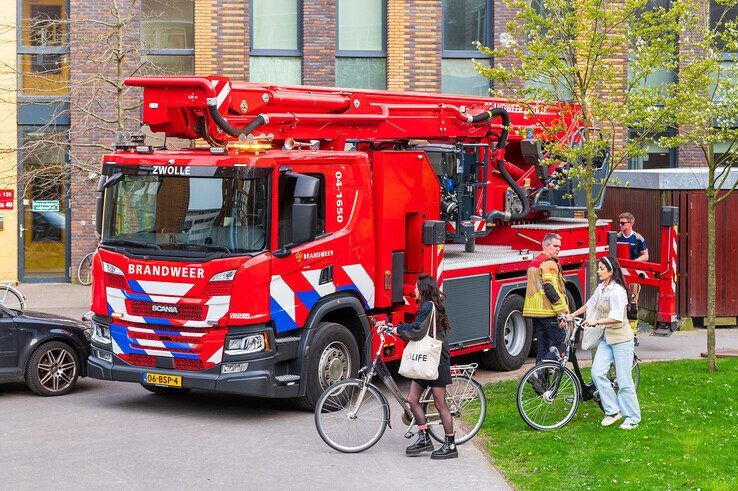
[545,320,598,402]
[350,326,478,437]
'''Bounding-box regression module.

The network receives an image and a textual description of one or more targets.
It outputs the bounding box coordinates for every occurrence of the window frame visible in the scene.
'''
[249,0,303,57]
[335,0,387,58]
[140,0,195,74]
[17,0,71,101]
[441,0,493,59]
[627,128,678,169]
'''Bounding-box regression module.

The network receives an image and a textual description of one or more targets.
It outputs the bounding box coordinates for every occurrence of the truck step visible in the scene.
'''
[276,336,301,344]
[275,374,301,385]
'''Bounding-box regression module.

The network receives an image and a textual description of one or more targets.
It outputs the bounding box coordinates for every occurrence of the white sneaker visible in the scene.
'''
[601,413,622,426]
[619,421,639,430]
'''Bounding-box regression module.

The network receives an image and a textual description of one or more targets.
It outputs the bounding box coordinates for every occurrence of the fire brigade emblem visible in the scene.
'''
[295,251,303,262]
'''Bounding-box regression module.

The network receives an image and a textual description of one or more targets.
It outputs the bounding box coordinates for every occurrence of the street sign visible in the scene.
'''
[0,189,13,210]
[32,200,60,212]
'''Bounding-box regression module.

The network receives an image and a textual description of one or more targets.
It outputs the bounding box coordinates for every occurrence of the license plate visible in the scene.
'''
[142,372,182,387]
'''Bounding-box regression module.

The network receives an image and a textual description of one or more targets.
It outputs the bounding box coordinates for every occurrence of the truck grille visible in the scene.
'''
[126,354,157,367]
[128,301,205,320]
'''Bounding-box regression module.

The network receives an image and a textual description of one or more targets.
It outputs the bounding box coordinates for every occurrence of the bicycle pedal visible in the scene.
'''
[404,431,415,439]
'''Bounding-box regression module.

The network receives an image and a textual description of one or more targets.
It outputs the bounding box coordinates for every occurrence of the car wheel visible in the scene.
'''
[292,322,359,411]
[25,341,81,396]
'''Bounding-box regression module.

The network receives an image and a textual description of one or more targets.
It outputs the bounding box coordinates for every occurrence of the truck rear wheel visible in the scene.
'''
[292,322,360,411]
[479,294,531,371]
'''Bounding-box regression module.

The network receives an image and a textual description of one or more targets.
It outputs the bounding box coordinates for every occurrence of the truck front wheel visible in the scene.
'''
[292,322,360,411]
[479,294,532,371]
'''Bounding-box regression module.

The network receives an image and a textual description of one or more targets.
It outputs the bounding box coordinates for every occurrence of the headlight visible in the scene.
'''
[92,323,112,345]
[83,326,93,341]
[92,347,113,363]
[222,362,250,374]
[225,333,268,355]
[102,261,124,275]
[210,269,237,282]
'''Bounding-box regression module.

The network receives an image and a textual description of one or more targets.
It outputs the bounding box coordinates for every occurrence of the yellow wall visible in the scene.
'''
[0,0,18,281]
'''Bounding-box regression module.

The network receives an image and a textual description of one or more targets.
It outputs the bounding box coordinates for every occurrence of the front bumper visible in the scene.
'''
[87,337,303,398]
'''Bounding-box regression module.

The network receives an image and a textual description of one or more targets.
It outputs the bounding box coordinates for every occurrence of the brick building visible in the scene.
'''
[0,0,733,282]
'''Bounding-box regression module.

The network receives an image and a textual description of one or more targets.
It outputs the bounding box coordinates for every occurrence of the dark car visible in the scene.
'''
[0,305,91,396]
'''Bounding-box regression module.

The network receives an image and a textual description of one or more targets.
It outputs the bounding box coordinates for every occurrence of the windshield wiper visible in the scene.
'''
[174,243,232,253]
[102,239,161,250]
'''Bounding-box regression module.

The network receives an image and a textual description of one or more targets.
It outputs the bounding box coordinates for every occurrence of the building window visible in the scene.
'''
[336,0,386,89]
[628,131,677,169]
[441,0,491,95]
[714,140,737,166]
[18,0,69,97]
[141,0,195,75]
[250,0,302,85]
[710,0,737,53]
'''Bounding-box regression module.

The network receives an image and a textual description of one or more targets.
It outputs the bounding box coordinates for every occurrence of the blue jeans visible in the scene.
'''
[592,338,641,425]
[533,317,565,364]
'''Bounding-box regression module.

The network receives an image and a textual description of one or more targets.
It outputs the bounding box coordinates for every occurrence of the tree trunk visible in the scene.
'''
[584,172,598,296]
[706,174,717,372]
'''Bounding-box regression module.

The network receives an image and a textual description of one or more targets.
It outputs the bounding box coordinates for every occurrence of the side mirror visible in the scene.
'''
[291,203,317,245]
[95,175,106,237]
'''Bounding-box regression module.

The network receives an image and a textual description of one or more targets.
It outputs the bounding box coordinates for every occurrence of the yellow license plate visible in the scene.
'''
[143,373,182,387]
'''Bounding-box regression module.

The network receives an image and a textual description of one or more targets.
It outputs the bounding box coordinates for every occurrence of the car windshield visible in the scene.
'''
[102,173,269,254]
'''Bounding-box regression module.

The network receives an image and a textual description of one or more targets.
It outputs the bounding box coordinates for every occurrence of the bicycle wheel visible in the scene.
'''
[517,362,581,430]
[423,375,487,444]
[314,379,389,453]
[77,252,94,286]
[607,354,641,391]
[0,285,26,310]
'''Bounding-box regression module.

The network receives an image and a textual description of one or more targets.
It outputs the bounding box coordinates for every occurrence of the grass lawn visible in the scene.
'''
[479,358,738,490]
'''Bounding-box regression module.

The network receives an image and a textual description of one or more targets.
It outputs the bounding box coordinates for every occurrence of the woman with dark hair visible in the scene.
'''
[379,273,456,459]
[567,257,641,429]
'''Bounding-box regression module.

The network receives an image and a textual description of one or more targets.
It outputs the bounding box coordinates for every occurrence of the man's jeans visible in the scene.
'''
[592,338,641,425]
[533,317,565,364]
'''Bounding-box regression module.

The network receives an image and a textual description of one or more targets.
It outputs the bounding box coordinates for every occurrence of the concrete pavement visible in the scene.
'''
[7,283,512,490]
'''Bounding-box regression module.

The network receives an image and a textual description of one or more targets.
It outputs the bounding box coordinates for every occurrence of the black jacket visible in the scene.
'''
[396,301,451,361]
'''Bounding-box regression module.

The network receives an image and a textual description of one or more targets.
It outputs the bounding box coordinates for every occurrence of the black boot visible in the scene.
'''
[405,429,434,455]
[431,433,458,460]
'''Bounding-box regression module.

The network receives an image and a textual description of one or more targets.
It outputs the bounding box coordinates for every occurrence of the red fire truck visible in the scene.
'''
[86,76,678,408]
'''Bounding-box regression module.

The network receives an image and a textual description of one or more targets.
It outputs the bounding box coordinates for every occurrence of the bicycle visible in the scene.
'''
[516,317,640,430]
[314,323,487,453]
[77,251,95,285]
[0,282,27,310]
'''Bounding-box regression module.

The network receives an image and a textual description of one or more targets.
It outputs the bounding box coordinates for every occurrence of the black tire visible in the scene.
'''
[25,341,81,396]
[479,294,531,371]
[517,362,581,430]
[292,322,360,411]
[422,375,487,444]
[140,384,192,396]
[314,379,389,453]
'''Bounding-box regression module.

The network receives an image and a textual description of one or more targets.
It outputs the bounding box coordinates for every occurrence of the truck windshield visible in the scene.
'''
[102,174,268,254]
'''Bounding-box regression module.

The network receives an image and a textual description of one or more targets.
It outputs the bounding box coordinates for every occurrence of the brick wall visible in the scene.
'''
[195,0,249,78]
[303,0,336,86]
[492,0,523,94]
[387,0,441,92]
[677,0,710,167]
[69,0,142,280]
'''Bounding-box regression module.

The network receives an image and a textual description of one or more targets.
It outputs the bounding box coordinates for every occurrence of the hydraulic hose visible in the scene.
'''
[206,99,269,138]
[466,107,530,222]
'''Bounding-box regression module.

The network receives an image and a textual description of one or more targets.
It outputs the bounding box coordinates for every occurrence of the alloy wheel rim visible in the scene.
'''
[37,348,76,393]
[319,341,351,390]
[503,310,526,356]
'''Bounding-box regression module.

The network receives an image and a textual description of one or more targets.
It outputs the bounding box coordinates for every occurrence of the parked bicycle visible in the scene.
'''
[314,322,487,453]
[0,282,27,310]
[77,251,95,286]
[516,316,640,430]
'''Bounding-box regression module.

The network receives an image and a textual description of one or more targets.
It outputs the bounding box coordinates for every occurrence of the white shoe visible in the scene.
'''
[619,421,639,430]
[601,413,622,426]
